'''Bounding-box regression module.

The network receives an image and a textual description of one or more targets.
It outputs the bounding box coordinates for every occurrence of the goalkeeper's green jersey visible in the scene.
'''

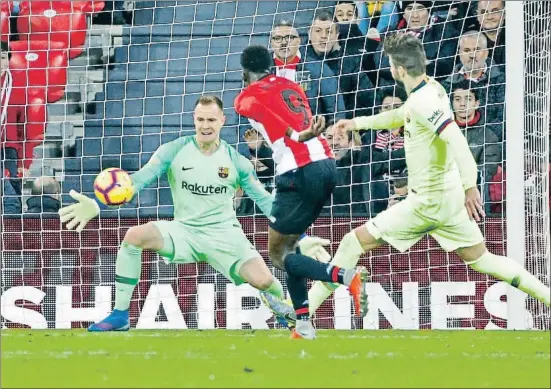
[130,136,273,227]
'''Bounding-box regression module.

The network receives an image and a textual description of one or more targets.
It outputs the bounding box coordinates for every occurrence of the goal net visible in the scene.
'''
[1,0,549,330]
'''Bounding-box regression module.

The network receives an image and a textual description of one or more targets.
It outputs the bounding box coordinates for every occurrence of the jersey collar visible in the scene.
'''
[410,78,428,94]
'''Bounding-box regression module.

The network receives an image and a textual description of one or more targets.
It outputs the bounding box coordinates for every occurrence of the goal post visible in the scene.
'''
[1,0,549,331]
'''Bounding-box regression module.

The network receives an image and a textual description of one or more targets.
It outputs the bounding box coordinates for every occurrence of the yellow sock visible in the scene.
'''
[308,231,365,315]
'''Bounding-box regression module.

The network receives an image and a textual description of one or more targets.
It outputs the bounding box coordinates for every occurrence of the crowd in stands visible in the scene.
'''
[0,1,520,218]
[237,0,508,216]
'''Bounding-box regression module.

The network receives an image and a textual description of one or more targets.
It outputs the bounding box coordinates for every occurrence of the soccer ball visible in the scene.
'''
[93,168,134,206]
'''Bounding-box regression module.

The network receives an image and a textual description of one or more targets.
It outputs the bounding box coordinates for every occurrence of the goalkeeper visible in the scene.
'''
[59,95,330,331]
[307,33,550,314]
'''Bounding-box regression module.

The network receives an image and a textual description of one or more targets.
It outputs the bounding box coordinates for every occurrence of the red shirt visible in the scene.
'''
[234,75,333,175]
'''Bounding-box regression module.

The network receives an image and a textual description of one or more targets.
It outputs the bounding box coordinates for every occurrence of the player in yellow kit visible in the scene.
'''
[305,33,550,313]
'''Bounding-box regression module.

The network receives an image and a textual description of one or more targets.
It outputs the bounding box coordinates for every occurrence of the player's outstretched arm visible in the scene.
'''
[335,105,405,134]
[130,142,177,194]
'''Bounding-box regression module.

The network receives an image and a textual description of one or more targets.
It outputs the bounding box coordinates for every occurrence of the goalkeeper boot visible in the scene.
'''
[291,319,316,340]
[259,291,296,330]
[349,266,369,318]
[88,309,130,332]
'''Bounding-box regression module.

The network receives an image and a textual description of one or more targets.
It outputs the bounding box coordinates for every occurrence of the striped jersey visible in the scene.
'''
[234,75,333,176]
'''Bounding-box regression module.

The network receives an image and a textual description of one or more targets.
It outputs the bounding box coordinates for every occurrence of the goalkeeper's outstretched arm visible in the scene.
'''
[130,143,176,194]
[59,143,176,232]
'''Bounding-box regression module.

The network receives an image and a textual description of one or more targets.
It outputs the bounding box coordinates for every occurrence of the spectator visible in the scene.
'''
[325,125,370,216]
[242,129,275,187]
[270,20,304,83]
[387,174,408,209]
[365,88,407,214]
[1,167,21,214]
[451,82,502,210]
[469,0,505,66]
[443,30,505,135]
[236,129,276,215]
[26,176,61,213]
[335,1,358,24]
[303,9,376,123]
[355,1,400,35]
[371,1,459,84]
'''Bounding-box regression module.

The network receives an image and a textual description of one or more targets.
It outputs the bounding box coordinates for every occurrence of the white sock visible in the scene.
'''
[469,252,550,306]
[309,231,365,314]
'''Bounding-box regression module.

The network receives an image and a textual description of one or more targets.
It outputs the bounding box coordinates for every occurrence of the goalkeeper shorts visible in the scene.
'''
[365,191,484,253]
[152,220,260,285]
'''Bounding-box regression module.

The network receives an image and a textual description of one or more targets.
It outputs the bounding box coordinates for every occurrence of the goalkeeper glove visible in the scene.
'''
[298,235,331,263]
[58,190,100,233]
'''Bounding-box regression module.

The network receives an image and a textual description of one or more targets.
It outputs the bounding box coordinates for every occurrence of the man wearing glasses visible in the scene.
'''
[270,20,303,83]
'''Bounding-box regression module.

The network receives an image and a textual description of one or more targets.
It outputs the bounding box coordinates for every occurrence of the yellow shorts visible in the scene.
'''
[365,192,484,253]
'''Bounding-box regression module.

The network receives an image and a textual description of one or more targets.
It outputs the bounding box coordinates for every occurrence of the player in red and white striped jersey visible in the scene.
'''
[235,45,368,339]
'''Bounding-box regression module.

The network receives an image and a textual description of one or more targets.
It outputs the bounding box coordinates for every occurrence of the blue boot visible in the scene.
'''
[259,292,296,330]
[88,309,130,332]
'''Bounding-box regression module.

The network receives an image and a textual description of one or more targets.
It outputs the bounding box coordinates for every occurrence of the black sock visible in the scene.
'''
[286,274,309,320]
[284,253,347,284]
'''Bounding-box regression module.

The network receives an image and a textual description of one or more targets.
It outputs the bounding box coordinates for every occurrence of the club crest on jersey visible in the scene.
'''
[406,112,411,123]
[218,167,229,178]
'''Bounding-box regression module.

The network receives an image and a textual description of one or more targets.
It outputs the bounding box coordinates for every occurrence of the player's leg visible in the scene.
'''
[308,198,428,315]
[238,257,284,299]
[88,222,168,331]
[307,225,382,314]
[269,160,369,333]
[237,256,296,329]
[459,244,550,306]
[433,214,551,306]
[268,227,368,333]
[431,207,550,306]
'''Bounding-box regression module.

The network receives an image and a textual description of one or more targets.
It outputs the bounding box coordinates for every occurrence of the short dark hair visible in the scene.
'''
[241,45,272,73]
[195,95,224,111]
[313,8,338,24]
[450,81,479,101]
[380,85,408,104]
[383,33,427,77]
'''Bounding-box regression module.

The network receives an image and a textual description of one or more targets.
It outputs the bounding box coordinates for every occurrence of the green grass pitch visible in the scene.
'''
[1,330,549,388]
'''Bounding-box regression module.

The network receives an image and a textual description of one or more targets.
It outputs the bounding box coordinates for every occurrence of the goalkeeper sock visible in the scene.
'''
[263,276,285,299]
[309,231,365,314]
[114,241,143,311]
[286,273,310,320]
[469,252,550,306]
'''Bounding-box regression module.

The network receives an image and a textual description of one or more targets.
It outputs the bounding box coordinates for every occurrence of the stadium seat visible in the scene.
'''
[17,1,96,59]
[0,1,12,42]
[159,188,173,206]
[82,138,102,156]
[8,40,69,104]
[102,137,122,155]
[122,136,141,153]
